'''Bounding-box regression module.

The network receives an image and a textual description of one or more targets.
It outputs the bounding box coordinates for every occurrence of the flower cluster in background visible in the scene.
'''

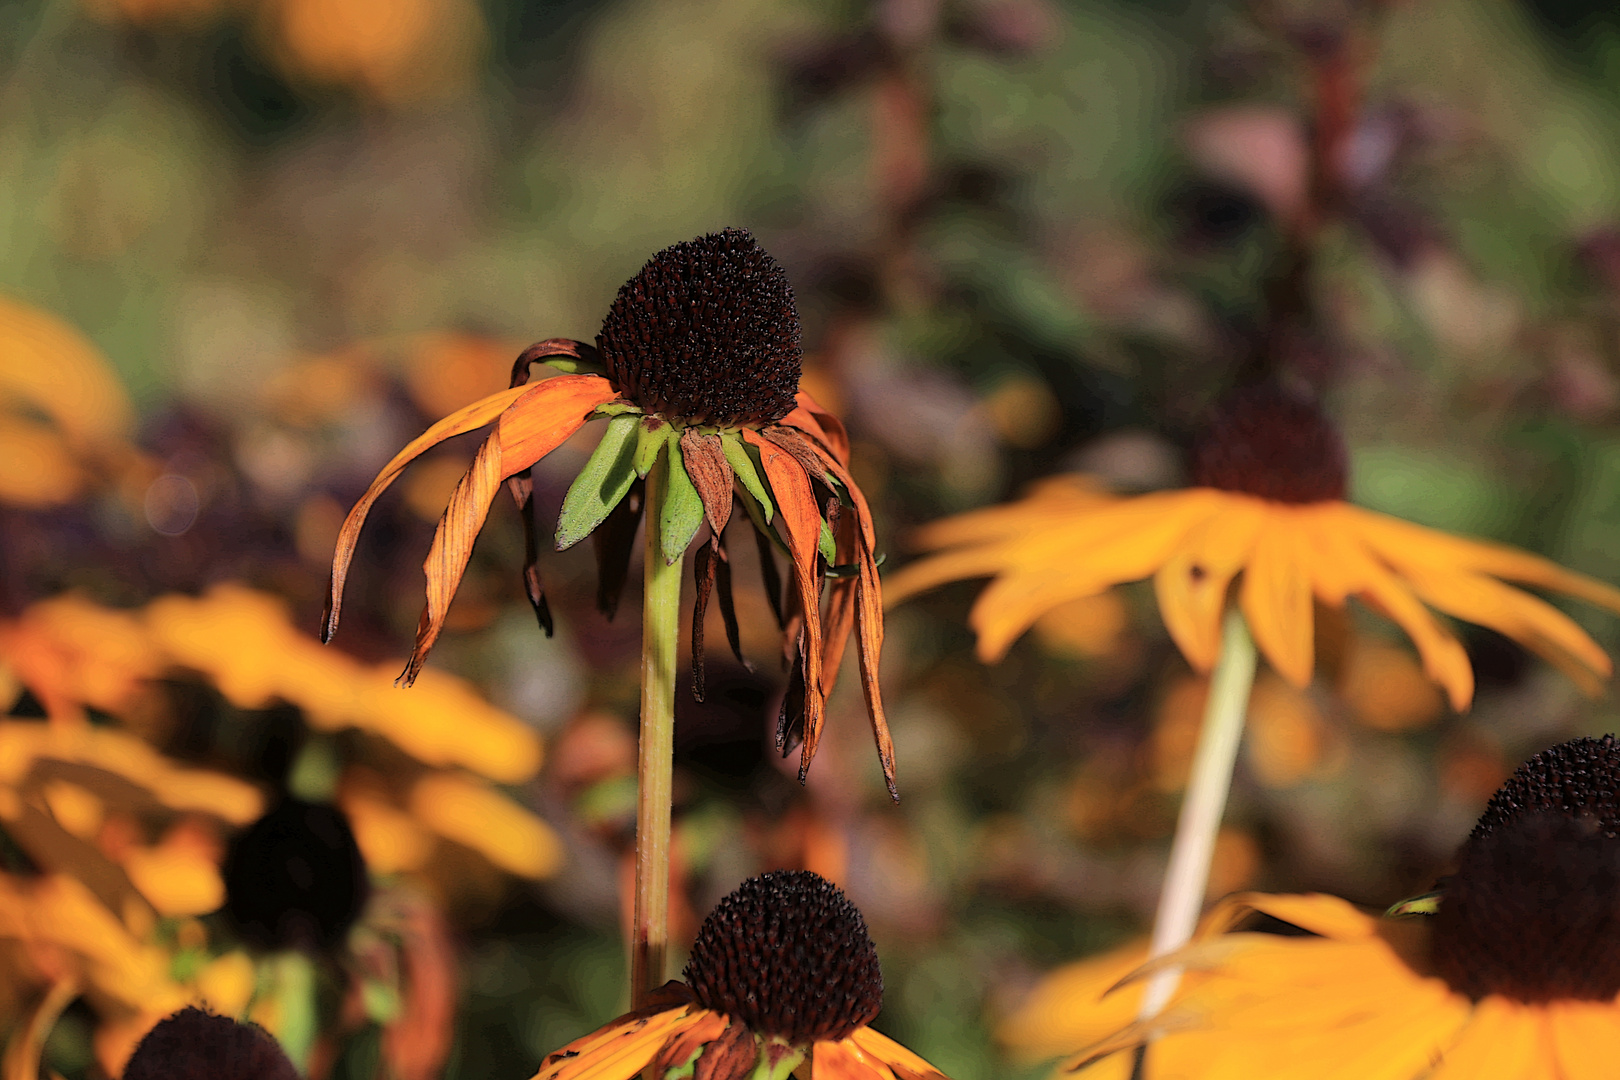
[5,0,1620,1077]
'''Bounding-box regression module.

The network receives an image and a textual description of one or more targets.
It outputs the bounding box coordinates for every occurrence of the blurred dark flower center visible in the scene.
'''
[596,228,802,428]
[124,1007,298,1080]
[1430,736,1620,1002]
[1189,385,1348,504]
[684,869,883,1044]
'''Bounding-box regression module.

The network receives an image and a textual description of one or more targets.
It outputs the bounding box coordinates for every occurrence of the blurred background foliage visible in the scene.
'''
[6,0,1620,1077]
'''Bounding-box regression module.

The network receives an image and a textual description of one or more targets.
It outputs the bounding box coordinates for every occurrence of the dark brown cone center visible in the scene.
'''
[684,869,883,1045]
[1188,385,1348,504]
[1430,736,1620,1003]
[597,228,802,428]
[124,1007,299,1080]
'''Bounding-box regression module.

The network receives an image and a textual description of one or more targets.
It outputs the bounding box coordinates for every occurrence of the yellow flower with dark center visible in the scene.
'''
[1001,735,1620,1080]
[325,228,894,795]
[530,870,951,1080]
[887,386,1620,710]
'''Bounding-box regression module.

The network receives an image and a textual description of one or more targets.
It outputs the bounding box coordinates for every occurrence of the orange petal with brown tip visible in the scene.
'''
[325,383,532,642]
[744,429,825,776]
[399,435,505,687]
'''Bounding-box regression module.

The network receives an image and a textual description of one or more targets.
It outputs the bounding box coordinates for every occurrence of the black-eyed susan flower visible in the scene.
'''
[887,384,1620,711]
[891,383,1620,1027]
[324,228,895,999]
[1003,735,1620,1080]
[530,870,951,1080]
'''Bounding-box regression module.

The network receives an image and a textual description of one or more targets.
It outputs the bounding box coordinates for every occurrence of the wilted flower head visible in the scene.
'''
[326,228,898,795]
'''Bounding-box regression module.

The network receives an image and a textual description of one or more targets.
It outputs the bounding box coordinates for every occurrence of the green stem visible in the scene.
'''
[1137,607,1258,1023]
[632,452,682,1006]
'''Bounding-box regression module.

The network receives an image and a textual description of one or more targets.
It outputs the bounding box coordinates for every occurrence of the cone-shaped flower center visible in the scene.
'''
[124,1007,299,1080]
[1189,385,1348,503]
[597,228,802,428]
[684,869,884,1045]
[1430,735,1620,1003]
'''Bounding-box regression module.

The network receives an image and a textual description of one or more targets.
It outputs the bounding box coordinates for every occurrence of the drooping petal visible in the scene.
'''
[324,383,531,642]
[648,1008,731,1075]
[745,429,825,777]
[401,436,505,686]
[1344,506,1620,615]
[1153,495,1266,672]
[817,508,859,702]
[592,480,645,619]
[528,1006,703,1080]
[1240,510,1316,688]
[800,439,898,799]
[713,533,747,667]
[506,471,553,636]
[846,1028,952,1080]
[786,389,851,464]
[753,512,787,630]
[1303,507,1474,711]
[680,429,734,535]
[510,337,605,381]
[1382,562,1612,694]
[692,537,718,702]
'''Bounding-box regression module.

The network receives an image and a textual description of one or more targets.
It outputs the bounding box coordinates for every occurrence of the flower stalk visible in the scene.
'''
[632,450,682,1005]
[1138,607,1258,1024]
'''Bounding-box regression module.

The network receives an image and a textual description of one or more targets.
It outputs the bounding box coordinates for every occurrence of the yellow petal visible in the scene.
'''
[998,941,1151,1060]
[324,383,531,641]
[1427,998,1539,1080]
[3,977,78,1080]
[122,839,224,917]
[812,1036,896,1080]
[0,418,85,507]
[1302,509,1473,710]
[0,295,133,446]
[969,491,1219,661]
[1154,496,1265,671]
[529,1008,699,1080]
[1345,505,1620,615]
[193,952,256,1016]
[1240,512,1315,688]
[409,772,561,879]
[1213,893,1379,940]
[1393,563,1612,694]
[1547,1001,1620,1080]
[846,1028,951,1080]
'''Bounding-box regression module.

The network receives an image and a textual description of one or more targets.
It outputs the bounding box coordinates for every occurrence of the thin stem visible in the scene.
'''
[1137,607,1258,1023]
[632,452,682,1007]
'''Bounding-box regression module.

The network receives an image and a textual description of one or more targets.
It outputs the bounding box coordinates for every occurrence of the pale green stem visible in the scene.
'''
[1137,607,1258,1023]
[632,452,682,1007]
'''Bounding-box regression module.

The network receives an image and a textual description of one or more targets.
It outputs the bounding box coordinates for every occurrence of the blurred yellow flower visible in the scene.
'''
[0,295,148,508]
[889,390,1620,710]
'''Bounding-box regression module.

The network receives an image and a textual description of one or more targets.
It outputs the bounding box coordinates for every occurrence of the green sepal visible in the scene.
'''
[556,413,640,550]
[824,563,861,579]
[660,1042,705,1080]
[817,518,836,564]
[1385,891,1442,918]
[721,432,774,524]
[540,355,608,376]
[592,400,641,418]
[660,437,705,563]
[636,420,675,478]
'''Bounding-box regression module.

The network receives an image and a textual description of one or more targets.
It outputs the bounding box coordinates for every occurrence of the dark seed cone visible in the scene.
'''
[124,1007,299,1080]
[1431,736,1620,1002]
[597,228,802,427]
[1189,384,1348,504]
[684,870,883,1045]
[222,798,369,953]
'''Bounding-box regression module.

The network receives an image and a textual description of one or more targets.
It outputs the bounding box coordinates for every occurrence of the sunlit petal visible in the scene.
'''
[1240,513,1315,687]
